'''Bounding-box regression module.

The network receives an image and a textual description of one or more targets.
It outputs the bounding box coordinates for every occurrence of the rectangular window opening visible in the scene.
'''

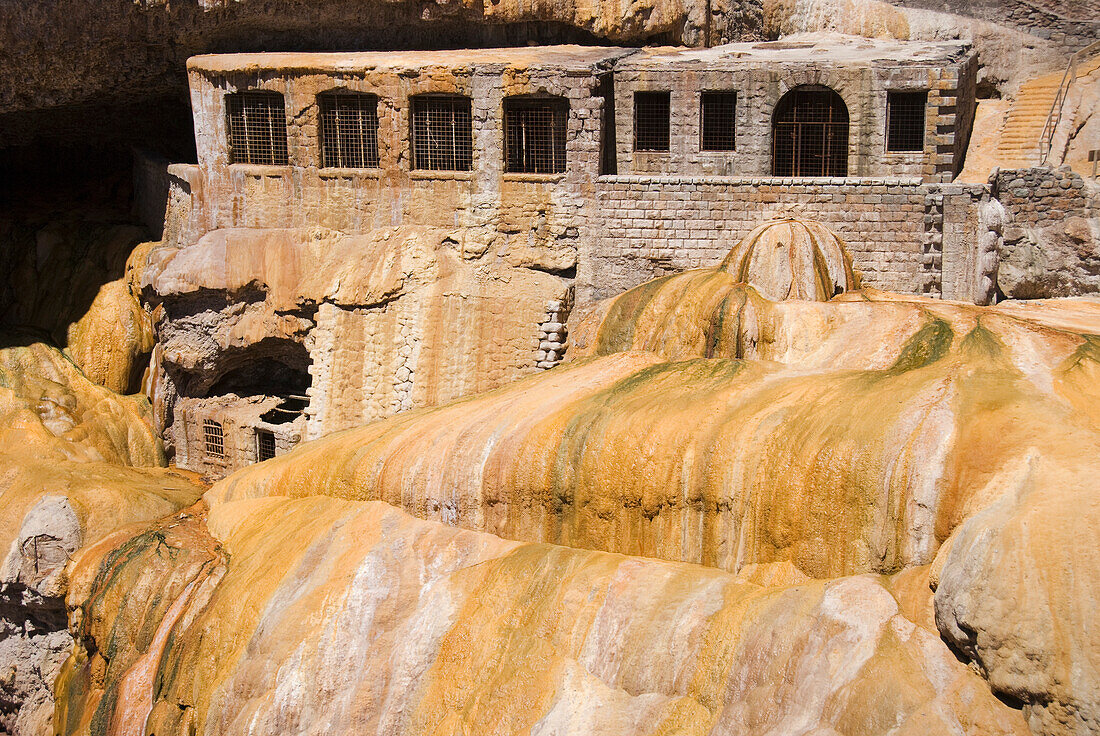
[226,92,289,166]
[596,73,617,175]
[203,419,225,459]
[701,91,737,151]
[319,93,380,168]
[256,429,276,462]
[411,95,473,171]
[887,91,927,153]
[504,97,568,174]
[634,91,671,152]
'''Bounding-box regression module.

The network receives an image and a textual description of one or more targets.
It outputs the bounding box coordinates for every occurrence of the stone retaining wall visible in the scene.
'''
[583,176,990,303]
[994,166,1099,226]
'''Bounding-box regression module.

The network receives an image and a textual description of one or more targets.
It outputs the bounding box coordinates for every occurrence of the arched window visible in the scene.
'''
[772,86,849,177]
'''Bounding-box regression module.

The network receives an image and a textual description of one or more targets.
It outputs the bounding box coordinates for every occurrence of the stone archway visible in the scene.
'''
[772,85,849,177]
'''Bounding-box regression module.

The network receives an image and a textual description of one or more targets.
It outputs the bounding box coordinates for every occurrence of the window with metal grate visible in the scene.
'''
[319,93,380,168]
[410,95,473,171]
[772,86,849,177]
[634,92,671,152]
[504,97,568,174]
[701,91,737,151]
[225,92,289,166]
[256,429,276,462]
[886,91,927,152]
[203,419,225,458]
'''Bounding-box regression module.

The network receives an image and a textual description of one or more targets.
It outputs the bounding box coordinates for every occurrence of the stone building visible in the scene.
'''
[157,36,995,476]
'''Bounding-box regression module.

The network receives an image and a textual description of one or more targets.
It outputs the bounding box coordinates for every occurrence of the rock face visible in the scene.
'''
[65,241,157,396]
[933,445,1100,735]
[1,0,1092,161]
[0,213,156,396]
[146,225,572,474]
[0,338,205,734]
[56,495,1030,736]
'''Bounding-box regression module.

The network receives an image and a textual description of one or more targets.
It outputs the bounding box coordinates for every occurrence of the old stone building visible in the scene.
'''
[156,35,998,476]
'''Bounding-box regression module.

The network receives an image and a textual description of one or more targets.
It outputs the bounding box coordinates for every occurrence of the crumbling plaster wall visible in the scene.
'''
[182,52,621,263]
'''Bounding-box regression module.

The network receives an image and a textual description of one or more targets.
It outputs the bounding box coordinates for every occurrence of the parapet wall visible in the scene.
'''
[584,176,989,302]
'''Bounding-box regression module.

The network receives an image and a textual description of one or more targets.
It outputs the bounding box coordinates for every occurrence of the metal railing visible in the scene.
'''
[1039,41,1100,166]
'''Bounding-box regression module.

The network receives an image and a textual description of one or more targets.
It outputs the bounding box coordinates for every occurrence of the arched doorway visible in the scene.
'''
[772,86,849,177]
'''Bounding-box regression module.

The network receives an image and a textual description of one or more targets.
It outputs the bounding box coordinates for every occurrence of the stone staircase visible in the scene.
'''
[993,73,1065,167]
[958,52,1100,182]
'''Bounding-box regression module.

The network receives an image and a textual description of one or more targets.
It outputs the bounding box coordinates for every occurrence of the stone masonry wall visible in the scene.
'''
[611,55,973,182]
[991,165,1100,299]
[993,165,1099,226]
[583,175,987,302]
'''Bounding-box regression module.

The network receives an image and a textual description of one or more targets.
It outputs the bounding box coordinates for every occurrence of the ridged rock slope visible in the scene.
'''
[210,281,1100,580]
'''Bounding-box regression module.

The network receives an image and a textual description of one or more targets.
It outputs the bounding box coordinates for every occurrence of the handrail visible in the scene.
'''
[1039,40,1100,165]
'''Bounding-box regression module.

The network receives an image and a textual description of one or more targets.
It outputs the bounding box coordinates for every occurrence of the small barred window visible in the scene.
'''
[256,429,276,462]
[225,92,289,166]
[504,97,569,174]
[410,95,473,171]
[319,93,380,168]
[203,419,225,458]
[886,91,928,152]
[700,91,737,151]
[634,92,671,152]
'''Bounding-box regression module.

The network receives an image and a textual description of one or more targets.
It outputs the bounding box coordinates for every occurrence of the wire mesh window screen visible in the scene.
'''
[203,419,225,458]
[256,429,276,461]
[504,97,568,174]
[226,92,289,166]
[634,92,671,152]
[772,87,849,177]
[319,93,380,168]
[411,96,473,171]
[886,91,927,152]
[701,91,737,151]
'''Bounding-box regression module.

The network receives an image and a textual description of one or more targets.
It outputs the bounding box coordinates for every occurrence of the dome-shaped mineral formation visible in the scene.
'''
[720,218,860,301]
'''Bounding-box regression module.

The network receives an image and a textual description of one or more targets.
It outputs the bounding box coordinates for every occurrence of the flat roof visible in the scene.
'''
[188,45,635,75]
[621,33,971,69]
